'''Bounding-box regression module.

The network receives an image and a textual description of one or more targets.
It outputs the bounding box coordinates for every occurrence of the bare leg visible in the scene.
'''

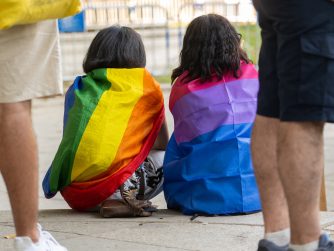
[278,122,324,244]
[251,115,290,233]
[0,101,39,242]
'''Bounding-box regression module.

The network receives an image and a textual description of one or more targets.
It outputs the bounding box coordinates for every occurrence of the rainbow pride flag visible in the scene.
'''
[43,68,164,210]
[163,62,261,215]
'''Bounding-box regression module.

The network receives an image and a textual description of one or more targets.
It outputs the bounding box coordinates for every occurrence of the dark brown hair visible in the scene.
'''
[171,14,250,84]
[83,25,146,73]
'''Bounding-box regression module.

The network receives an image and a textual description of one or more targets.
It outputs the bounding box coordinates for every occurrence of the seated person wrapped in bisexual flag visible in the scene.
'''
[163,14,261,215]
[43,26,169,217]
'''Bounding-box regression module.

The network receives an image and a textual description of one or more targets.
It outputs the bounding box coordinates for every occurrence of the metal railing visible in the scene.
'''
[82,0,253,29]
[60,0,260,81]
[176,1,240,49]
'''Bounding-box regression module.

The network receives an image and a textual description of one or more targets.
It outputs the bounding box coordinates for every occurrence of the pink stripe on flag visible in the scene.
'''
[169,62,258,111]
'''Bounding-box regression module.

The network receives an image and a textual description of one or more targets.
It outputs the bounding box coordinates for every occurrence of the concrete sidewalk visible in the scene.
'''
[1,210,334,251]
[1,91,334,211]
[1,92,334,251]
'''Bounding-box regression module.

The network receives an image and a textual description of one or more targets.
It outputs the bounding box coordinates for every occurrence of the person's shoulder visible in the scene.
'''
[239,61,258,78]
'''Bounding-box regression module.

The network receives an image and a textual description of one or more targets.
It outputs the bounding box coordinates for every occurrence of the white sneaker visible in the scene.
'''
[14,224,68,251]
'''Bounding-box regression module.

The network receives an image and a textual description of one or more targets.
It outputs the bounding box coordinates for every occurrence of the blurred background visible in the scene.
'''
[58,0,260,83]
[1,1,334,212]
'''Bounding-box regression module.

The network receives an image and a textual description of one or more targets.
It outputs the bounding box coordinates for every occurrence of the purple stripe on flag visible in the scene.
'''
[172,78,259,143]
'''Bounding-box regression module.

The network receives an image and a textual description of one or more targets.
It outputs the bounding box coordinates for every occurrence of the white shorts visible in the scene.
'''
[0,20,63,103]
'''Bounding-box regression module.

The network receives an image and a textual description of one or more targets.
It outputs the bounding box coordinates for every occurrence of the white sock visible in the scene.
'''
[289,240,318,251]
[265,228,290,246]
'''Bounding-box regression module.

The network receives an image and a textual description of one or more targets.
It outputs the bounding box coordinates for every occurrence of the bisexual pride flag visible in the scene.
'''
[43,68,164,210]
[163,62,261,215]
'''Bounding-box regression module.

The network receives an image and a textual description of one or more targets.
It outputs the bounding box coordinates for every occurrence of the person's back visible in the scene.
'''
[43,26,169,216]
[163,14,261,215]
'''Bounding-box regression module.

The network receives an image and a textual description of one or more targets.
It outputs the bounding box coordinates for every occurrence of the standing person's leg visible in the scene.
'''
[274,2,334,248]
[252,116,290,236]
[255,0,334,249]
[0,101,39,242]
[278,122,324,247]
[0,20,66,251]
[251,4,290,250]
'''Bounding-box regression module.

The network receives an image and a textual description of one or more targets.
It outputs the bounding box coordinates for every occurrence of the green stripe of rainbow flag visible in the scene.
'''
[43,68,164,210]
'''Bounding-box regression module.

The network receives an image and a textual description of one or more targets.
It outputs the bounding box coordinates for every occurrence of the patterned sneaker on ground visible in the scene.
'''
[100,150,164,218]
[315,233,334,251]
[14,224,67,251]
[258,239,289,251]
[136,150,165,201]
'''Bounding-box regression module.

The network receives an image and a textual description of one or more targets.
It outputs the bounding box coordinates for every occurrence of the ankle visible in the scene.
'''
[16,228,39,243]
[14,224,67,251]
[289,240,318,251]
[265,228,290,246]
[290,229,322,246]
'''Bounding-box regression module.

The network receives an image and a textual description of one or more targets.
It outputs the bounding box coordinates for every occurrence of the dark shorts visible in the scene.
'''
[254,0,334,122]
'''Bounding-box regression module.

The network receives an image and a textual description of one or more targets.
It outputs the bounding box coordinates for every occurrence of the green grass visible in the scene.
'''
[64,80,73,89]
[152,24,261,83]
[235,23,261,65]
[154,74,172,84]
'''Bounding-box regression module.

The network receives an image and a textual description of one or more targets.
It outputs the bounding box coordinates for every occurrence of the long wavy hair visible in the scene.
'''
[171,14,250,84]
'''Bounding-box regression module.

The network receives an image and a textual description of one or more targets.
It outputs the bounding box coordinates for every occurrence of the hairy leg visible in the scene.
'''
[251,115,290,233]
[278,121,324,244]
[0,101,39,242]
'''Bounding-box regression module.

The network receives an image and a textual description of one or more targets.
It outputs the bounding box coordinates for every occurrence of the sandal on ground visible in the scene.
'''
[100,185,157,218]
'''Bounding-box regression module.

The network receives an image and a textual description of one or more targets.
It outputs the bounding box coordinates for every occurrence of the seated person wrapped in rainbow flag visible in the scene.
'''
[43,26,169,217]
[163,14,261,215]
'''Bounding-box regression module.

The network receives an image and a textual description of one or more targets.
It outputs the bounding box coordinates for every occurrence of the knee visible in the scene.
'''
[278,121,324,148]
[251,116,279,154]
[0,101,32,120]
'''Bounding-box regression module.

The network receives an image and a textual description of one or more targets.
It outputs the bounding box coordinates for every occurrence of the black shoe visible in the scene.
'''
[316,233,334,251]
[258,239,289,251]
